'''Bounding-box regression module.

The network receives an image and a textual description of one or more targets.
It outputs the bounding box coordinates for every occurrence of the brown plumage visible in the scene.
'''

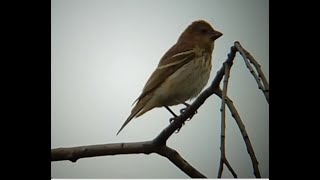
[117,20,222,135]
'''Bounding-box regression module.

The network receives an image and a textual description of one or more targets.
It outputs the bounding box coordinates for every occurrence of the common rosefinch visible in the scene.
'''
[117,20,222,135]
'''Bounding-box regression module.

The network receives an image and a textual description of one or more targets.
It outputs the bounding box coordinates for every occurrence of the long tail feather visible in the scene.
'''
[116,97,148,135]
[116,110,140,135]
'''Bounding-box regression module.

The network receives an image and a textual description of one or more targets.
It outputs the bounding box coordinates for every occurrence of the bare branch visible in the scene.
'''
[51,141,206,178]
[155,146,206,178]
[243,47,269,101]
[218,63,237,178]
[223,157,238,178]
[214,88,261,178]
[218,159,224,178]
[51,141,155,162]
[218,62,228,178]
[234,41,269,103]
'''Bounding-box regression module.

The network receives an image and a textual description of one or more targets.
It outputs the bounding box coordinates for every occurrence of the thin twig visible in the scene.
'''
[213,88,261,178]
[224,160,238,178]
[243,48,269,101]
[218,159,224,178]
[219,63,228,177]
[155,145,206,178]
[217,63,237,178]
[234,41,269,103]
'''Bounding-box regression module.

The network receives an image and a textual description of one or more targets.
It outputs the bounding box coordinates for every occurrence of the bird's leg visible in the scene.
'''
[165,106,177,119]
[164,105,183,133]
[180,102,197,121]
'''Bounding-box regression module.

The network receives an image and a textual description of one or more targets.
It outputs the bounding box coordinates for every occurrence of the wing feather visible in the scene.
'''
[132,41,197,104]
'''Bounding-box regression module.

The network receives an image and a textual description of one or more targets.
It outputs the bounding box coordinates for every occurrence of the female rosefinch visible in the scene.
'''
[117,20,222,135]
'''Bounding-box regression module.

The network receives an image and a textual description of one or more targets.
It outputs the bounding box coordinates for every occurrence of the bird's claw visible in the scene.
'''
[179,107,197,121]
[175,127,182,133]
[168,102,199,133]
[169,117,175,123]
[169,117,184,133]
[180,107,187,114]
[169,117,185,125]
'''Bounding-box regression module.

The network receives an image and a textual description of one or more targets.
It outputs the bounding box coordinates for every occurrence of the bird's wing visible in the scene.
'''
[132,41,196,104]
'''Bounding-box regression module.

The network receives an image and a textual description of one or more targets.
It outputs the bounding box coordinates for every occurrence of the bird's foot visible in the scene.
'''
[180,102,197,121]
[169,117,184,133]
[167,102,198,133]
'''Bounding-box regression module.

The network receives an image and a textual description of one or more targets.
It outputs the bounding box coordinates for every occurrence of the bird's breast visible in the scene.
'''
[153,53,212,106]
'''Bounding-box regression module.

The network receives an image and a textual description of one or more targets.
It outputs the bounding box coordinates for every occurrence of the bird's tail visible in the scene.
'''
[116,96,150,135]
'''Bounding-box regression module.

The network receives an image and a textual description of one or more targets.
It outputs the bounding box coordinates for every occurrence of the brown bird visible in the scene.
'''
[117,20,222,135]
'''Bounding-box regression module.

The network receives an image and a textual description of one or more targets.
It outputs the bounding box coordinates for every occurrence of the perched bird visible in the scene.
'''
[117,20,222,135]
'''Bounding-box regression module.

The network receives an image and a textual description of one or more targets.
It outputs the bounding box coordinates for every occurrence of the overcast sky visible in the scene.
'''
[51,0,269,178]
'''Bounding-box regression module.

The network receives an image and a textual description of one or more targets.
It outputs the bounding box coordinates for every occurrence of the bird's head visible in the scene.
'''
[178,20,223,46]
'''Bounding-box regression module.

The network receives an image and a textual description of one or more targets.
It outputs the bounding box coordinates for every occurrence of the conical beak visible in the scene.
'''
[211,30,223,40]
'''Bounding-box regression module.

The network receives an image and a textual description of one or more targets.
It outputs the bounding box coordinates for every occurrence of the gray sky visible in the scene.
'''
[51,0,269,178]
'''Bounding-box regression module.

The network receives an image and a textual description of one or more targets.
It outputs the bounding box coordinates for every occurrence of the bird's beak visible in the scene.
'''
[211,30,223,40]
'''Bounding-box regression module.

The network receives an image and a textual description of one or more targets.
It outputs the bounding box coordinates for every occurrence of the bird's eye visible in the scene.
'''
[200,28,207,34]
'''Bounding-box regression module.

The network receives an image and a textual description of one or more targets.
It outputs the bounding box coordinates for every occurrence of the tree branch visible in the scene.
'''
[242,47,269,89]
[51,141,206,178]
[51,141,155,162]
[213,88,261,178]
[155,146,206,178]
[234,41,269,103]
[218,62,237,178]
[243,47,269,101]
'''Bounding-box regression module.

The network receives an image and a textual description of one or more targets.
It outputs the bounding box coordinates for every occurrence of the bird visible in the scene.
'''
[117,20,222,135]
